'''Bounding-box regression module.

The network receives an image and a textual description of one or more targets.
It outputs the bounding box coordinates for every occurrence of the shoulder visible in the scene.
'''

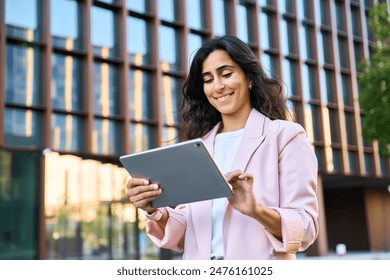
[265,119,307,150]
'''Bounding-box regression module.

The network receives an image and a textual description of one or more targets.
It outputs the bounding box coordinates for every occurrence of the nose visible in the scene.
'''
[214,78,225,92]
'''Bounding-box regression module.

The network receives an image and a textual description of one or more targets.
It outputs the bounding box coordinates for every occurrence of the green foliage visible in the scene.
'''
[357,3,390,157]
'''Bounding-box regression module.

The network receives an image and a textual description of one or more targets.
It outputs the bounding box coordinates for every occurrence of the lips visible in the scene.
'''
[214,93,234,102]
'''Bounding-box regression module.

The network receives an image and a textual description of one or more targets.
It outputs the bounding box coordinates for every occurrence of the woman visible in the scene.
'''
[127,35,319,260]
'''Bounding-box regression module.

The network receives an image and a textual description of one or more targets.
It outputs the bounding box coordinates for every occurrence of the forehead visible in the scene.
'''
[202,50,236,73]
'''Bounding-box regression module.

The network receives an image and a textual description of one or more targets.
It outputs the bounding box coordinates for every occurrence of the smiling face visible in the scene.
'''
[202,50,252,124]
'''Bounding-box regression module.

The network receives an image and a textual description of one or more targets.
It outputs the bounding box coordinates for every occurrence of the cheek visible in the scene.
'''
[203,84,213,98]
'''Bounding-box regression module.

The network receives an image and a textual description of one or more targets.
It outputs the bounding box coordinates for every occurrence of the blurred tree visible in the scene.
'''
[358,3,390,157]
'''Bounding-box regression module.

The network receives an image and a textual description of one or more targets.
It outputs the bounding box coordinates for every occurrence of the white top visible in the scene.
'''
[211,128,244,259]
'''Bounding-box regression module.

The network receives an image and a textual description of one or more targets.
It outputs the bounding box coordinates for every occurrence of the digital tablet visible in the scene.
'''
[119,138,233,208]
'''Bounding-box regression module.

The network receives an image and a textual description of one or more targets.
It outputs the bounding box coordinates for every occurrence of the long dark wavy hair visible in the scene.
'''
[179,35,288,140]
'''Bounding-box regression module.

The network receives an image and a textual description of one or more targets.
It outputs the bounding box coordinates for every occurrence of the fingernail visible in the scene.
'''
[144,180,149,185]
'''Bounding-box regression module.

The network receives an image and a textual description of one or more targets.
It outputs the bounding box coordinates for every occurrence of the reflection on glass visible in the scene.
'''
[302,64,316,101]
[159,26,180,71]
[51,114,83,152]
[0,150,40,259]
[187,0,205,30]
[322,107,334,172]
[91,6,117,57]
[280,19,296,56]
[93,62,120,116]
[259,13,270,50]
[364,153,373,175]
[296,0,311,20]
[351,7,361,37]
[126,0,150,13]
[341,74,352,106]
[93,119,121,155]
[317,31,333,65]
[286,99,297,122]
[187,33,203,67]
[129,68,153,121]
[315,0,330,26]
[44,152,135,259]
[6,44,41,106]
[282,59,298,97]
[278,0,294,14]
[354,43,363,70]
[161,127,178,146]
[304,104,320,142]
[52,53,82,111]
[338,36,349,69]
[328,109,340,143]
[5,0,39,40]
[348,151,358,174]
[158,0,178,22]
[4,108,41,148]
[344,112,357,146]
[51,0,81,50]
[127,17,151,65]
[213,0,227,36]
[332,149,342,172]
[160,69,181,126]
[335,1,346,32]
[300,24,314,61]
[320,69,336,104]
[130,123,155,153]
[261,53,278,79]
[237,3,249,43]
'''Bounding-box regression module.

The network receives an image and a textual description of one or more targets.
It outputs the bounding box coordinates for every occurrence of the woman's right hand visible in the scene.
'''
[126,178,162,213]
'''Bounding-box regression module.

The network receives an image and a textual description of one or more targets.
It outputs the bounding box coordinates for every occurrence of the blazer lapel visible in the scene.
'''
[230,109,267,172]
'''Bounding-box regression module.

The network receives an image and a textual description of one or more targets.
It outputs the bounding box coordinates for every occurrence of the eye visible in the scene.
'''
[203,78,213,84]
[222,72,233,78]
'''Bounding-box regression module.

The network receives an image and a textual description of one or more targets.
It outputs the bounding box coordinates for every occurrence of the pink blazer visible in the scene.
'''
[146,109,319,260]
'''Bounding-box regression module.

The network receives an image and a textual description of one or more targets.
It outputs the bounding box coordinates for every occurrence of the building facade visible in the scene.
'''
[0,0,389,260]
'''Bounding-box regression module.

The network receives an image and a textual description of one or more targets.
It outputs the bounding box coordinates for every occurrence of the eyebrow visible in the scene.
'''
[201,64,235,77]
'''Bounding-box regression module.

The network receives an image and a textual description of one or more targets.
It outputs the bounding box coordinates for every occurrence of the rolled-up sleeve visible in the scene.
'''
[146,205,187,252]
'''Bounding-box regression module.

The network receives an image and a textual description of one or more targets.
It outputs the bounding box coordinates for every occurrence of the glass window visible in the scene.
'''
[351,6,362,37]
[337,38,349,70]
[259,12,276,50]
[258,0,275,7]
[282,59,299,97]
[91,6,117,58]
[335,1,346,32]
[158,0,179,22]
[305,104,321,142]
[328,109,340,143]
[345,112,357,146]
[0,150,40,259]
[237,2,253,43]
[280,18,297,56]
[297,0,311,20]
[160,75,181,126]
[126,0,151,13]
[161,127,179,146]
[186,0,205,30]
[315,147,325,171]
[341,74,353,106]
[354,42,364,70]
[187,33,203,68]
[302,64,317,101]
[127,17,152,65]
[278,0,294,14]
[159,26,181,71]
[5,44,41,106]
[51,53,83,111]
[315,0,330,26]
[317,31,333,65]
[332,148,342,172]
[300,24,315,61]
[93,119,121,155]
[51,114,84,152]
[320,69,337,104]
[5,0,39,41]
[51,0,81,50]
[129,69,153,121]
[213,0,229,36]
[348,151,358,174]
[364,152,373,175]
[261,53,278,79]
[93,62,120,117]
[130,123,156,153]
[4,108,42,148]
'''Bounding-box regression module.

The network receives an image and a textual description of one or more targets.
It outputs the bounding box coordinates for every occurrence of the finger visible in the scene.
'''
[225,170,242,182]
[238,173,254,181]
[127,183,159,198]
[127,178,149,190]
[130,187,162,204]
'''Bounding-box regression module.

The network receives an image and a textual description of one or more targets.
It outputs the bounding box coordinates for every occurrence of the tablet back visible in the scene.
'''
[119,138,232,208]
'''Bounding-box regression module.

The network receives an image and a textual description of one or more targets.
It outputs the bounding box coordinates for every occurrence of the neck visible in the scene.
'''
[219,108,252,133]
